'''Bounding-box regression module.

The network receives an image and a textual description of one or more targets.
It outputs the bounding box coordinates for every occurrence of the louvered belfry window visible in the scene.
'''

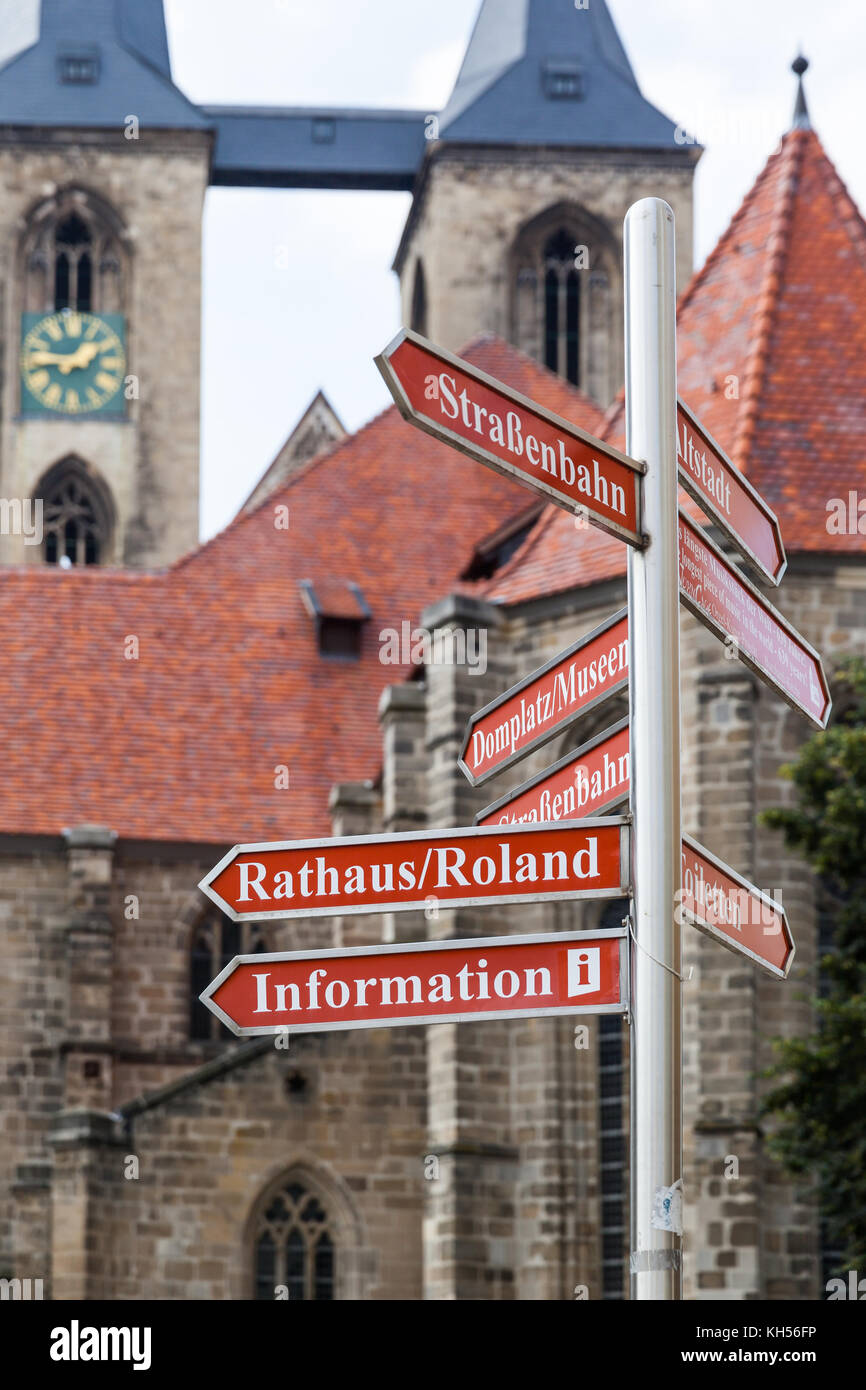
[543,228,581,386]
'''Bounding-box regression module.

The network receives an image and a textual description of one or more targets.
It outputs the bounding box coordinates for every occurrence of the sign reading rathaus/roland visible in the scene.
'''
[199,820,630,923]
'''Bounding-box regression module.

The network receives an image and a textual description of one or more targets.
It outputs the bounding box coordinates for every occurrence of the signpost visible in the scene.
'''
[199,928,629,1038]
[376,329,645,547]
[199,819,631,924]
[459,608,628,786]
[678,511,831,728]
[476,718,630,826]
[624,199,683,1302]
[198,197,833,1304]
[677,398,787,585]
[680,835,795,979]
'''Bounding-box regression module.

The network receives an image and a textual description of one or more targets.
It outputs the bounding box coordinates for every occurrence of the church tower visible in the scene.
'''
[395,0,699,408]
[0,0,211,567]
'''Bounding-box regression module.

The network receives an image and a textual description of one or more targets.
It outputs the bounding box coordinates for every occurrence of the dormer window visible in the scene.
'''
[311,118,336,144]
[58,48,101,85]
[299,580,370,661]
[542,59,583,101]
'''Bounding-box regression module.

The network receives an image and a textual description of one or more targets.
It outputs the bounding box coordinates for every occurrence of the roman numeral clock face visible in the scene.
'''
[20,311,127,417]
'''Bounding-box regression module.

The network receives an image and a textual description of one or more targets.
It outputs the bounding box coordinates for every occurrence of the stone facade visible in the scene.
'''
[0,128,210,568]
[396,145,697,408]
[0,553,859,1299]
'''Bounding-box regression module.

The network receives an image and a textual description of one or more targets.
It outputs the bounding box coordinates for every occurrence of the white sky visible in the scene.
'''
[157,0,866,540]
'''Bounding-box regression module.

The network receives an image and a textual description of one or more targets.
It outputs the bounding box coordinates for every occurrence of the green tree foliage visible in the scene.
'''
[761,658,866,1271]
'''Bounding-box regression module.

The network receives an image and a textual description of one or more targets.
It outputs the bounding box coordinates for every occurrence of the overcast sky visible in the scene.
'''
[157,0,865,540]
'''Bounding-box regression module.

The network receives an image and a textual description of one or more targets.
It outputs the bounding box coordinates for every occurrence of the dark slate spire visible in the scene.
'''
[791,54,811,130]
[438,0,684,149]
[0,0,207,129]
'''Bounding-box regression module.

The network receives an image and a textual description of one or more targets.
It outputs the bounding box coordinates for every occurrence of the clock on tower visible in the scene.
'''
[19,310,127,418]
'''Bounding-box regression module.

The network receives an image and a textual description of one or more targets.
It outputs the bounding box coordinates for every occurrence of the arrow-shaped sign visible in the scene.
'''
[680,834,795,979]
[459,608,629,787]
[677,398,787,586]
[199,819,631,924]
[678,512,831,728]
[376,329,645,547]
[199,928,629,1038]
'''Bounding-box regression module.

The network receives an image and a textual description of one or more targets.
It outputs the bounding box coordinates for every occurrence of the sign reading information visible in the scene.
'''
[199,929,628,1037]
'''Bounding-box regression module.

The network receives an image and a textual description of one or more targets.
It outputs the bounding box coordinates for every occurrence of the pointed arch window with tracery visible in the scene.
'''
[36,456,114,567]
[511,206,618,406]
[253,1178,336,1301]
[21,188,127,317]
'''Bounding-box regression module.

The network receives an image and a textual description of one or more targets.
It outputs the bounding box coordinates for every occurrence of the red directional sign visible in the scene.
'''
[459,608,629,786]
[678,512,831,729]
[680,834,795,978]
[199,819,631,923]
[199,928,629,1037]
[376,329,645,547]
[476,718,630,826]
[677,399,787,586]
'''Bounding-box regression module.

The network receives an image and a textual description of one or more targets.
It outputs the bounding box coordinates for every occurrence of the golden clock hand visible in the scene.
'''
[28,350,68,368]
[67,342,103,372]
[29,342,103,374]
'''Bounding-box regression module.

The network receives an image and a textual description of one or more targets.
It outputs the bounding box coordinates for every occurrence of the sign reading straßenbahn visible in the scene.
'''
[376,329,645,547]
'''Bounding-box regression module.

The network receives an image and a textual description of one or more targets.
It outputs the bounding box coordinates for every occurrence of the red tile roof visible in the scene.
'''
[0,337,602,843]
[485,125,866,605]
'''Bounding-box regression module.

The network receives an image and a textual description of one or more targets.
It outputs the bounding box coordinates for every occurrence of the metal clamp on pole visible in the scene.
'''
[624,198,683,1301]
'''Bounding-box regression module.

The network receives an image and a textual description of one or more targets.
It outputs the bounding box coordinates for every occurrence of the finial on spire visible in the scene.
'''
[791,54,811,130]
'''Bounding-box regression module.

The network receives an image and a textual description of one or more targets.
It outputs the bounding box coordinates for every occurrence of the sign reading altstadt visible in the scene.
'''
[459,609,629,786]
[199,929,629,1037]
[677,398,787,585]
[376,330,645,546]
[199,819,631,923]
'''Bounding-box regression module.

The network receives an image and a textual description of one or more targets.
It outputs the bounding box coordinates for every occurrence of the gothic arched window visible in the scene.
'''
[190,907,268,1041]
[35,456,114,567]
[510,204,618,406]
[542,229,581,384]
[21,188,127,317]
[253,1177,336,1301]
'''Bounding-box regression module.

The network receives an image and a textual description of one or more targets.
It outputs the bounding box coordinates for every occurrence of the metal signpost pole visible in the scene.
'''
[624,199,683,1300]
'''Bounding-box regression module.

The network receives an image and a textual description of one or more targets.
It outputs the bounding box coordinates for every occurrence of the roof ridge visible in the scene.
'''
[168,399,398,576]
[812,130,866,274]
[676,138,789,320]
[732,127,807,471]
